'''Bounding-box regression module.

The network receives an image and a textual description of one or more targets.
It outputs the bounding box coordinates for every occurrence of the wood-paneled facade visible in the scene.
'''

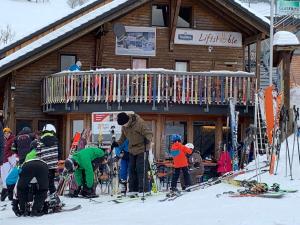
[0,0,269,159]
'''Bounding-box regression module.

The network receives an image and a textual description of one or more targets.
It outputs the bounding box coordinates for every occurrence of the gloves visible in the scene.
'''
[111,141,119,150]
[12,199,22,217]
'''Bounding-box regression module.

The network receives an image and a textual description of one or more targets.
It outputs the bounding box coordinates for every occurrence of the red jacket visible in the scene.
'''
[170,142,192,168]
[3,134,15,163]
[217,151,232,173]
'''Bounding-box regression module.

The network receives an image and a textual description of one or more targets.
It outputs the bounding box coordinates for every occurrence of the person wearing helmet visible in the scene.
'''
[1,127,16,201]
[11,127,35,164]
[169,134,192,192]
[30,124,60,194]
[64,147,105,198]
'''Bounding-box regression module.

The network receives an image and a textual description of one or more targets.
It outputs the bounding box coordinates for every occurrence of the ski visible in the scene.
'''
[229,192,284,198]
[49,204,82,214]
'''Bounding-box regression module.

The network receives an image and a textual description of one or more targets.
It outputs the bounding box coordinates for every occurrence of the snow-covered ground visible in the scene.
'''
[2,134,300,225]
[0,0,98,49]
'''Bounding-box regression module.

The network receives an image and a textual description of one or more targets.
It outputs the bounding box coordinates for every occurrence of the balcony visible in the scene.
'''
[41,69,256,114]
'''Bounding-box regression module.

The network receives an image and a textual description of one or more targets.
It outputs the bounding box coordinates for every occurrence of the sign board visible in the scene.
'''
[91,111,133,149]
[277,0,300,16]
[174,28,242,47]
[115,26,156,56]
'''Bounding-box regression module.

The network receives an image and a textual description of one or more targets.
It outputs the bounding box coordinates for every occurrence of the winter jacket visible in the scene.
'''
[69,64,81,71]
[72,147,105,188]
[115,139,129,161]
[3,134,15,164]
[217,151,232,173]
[117,114,153,156]
[170,142,192,168]
[0,123,4,165]
[11,130,35,164]
[31,132,60,170]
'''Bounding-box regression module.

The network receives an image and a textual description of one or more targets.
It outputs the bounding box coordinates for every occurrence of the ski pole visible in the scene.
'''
[142,138,148,201]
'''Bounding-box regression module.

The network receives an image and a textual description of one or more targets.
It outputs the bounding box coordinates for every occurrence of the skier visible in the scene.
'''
[1,127,16,201]
[69,61,82,71]
[169,134,192,192]
[11,127,35,164]
[114,139,129,194]
[64,147,105,198]
[12,156,49,217]
[112,112,153,196]
[30,124,60,194]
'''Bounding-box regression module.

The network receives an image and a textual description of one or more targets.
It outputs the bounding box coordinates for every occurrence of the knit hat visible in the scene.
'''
[117,112,129,125]
[3,127,11,133]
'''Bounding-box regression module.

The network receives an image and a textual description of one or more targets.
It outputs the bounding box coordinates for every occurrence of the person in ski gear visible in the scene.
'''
[64,147,105,198]
[12,155,49,217]
[169,134,192,191]
[114,112,153,195]
[114,139,129,193]
[217,144,232,175]
[1,127,16,201]
[11,127,35,164]
[69,60,82,71]
[30,124,60,194]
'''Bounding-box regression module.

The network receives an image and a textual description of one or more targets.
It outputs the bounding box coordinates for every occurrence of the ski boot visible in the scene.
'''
[119,179,127,196]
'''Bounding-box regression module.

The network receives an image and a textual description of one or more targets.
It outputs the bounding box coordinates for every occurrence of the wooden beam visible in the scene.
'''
[169,0,181,51]
[244,33,264,46]
[214,117,223,160]
[9,71,16,133]
[256,38,261,89]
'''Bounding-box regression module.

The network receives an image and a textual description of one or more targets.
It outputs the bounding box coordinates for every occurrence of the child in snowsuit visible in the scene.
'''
[169,134,192,192]
[114,139,129,194]
[64,147,105,198]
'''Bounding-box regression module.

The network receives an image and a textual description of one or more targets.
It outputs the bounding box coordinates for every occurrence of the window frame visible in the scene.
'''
[131,57,149,69]
[174,60,190,72]
[176,6,193,28]
[59,53,77,72]
[151,3,170,27]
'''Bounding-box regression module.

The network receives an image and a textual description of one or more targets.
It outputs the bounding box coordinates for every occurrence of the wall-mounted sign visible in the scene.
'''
[115,26,156,56]
[174,28,242,47]
[277,0,300,16]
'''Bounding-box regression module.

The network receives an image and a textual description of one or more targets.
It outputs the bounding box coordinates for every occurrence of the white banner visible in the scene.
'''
[174,28,242,47]
[116,26,156,56]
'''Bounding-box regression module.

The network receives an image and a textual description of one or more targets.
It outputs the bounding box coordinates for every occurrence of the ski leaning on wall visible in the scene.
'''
[229,98,239,171]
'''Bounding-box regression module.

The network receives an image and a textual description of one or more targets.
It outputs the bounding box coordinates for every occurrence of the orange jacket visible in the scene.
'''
[170,142,192,168]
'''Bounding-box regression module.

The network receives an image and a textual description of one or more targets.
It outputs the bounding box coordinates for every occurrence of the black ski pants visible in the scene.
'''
[48,169,56,194]
[128,152,149,193]
[171,167,191,190]
[17,160,49,212]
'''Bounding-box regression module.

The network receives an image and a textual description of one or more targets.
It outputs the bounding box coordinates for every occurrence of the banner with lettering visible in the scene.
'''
[174,28,242,47]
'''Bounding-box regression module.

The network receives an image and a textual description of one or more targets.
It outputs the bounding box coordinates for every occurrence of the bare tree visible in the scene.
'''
[0,25,15,45]
[67,0,89,9]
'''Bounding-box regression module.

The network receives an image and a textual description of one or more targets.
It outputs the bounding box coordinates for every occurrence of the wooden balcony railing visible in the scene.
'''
[42,69,256,109]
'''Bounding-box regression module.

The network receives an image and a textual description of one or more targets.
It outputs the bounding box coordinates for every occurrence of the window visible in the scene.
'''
[132,58,148,69]
[164,121,187,156]
[177,7,192,28]
[16,120,32,135]
[72,120,84,137]
[175,61,189,72]
[152,5,169,27]
[60,54,76,71]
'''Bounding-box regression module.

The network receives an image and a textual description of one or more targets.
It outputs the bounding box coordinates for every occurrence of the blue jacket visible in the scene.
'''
[115,139,128,156]
[6,167,21,186]
[69,64,81,71]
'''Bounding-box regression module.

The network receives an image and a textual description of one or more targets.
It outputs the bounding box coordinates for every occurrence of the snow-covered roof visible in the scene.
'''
[0,0,130,69]
[0,0,100,51]
[0,0,270,76]
[232,0,270,25]
[273,31,300,46]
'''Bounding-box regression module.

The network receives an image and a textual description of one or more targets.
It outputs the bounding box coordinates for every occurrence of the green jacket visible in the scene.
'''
[117,114,153,155]
[72,147,105,188]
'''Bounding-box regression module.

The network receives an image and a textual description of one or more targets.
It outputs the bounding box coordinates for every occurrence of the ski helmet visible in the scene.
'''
[64,158,76,173]
[185,143,194,150]
[42,124,56,133]
[22,127,32,133]
[170,134,182,143]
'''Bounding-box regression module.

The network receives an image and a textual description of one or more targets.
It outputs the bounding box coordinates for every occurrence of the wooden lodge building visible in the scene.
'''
[0,0,270,160]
